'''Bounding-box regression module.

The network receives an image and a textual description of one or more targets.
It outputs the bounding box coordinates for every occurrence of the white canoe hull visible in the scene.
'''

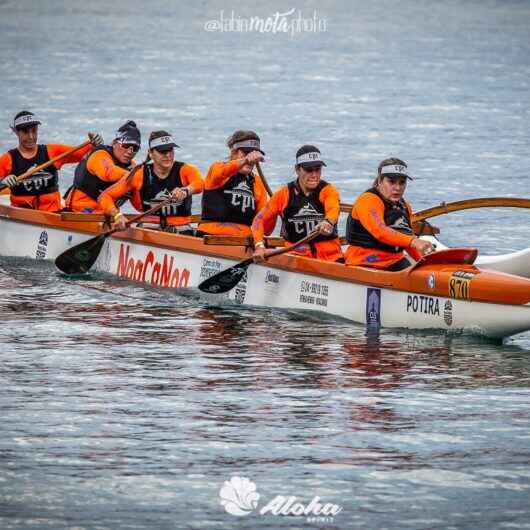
[1,215,530,340]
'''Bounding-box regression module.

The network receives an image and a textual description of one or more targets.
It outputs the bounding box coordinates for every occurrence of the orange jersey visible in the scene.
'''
[0,143,91,212]
[65,149,135,212]
[252,181,343,262]
[345,191,418,269]
[198,160,269,236]
[98,162,204,226]
[10,192,62,212]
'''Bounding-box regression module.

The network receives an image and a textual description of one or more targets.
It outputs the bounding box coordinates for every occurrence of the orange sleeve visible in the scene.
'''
[353,192,415,248]
[86,150,128,183]
[203,160,240,190]
[318,183,341,223]
[46,143,92,168]
[251,186,289,244]
[0,152,13,178]
[98,167,144,215]
[180,163,204,194]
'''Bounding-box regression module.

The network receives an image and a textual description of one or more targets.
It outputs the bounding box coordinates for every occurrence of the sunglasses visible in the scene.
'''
[119,143,140,153]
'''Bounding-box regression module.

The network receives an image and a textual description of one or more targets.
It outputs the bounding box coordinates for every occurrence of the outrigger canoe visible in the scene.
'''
[0,199,529,339]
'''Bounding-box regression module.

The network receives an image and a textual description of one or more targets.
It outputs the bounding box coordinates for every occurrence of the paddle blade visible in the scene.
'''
[198,258,253,293]
[55,234,108,274]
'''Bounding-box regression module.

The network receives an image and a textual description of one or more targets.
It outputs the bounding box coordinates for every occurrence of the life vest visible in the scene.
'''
[346,187,413,253]
[201,172,256,226]
[8,145,58,196]
[72,145,129,200]
[281,180,337,243]
[140,161,191,221]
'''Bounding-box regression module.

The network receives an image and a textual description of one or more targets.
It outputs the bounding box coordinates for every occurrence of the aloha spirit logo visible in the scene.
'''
[219,476,342,523]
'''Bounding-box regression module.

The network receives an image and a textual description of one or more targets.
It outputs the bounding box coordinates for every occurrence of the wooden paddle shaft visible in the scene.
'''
[15,139,91,184]
[264,231,320,260]
[0,138,92,194]
[255,161,273,197]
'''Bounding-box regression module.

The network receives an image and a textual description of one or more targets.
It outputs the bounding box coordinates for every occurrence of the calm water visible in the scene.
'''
[1,1,529,528]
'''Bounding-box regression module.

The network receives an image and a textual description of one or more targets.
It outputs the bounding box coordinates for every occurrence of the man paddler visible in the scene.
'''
[252,145,344,262]
[0,110,103,212]
[98,130,204,234]
[65,120,141,212]
[197,130,269,237]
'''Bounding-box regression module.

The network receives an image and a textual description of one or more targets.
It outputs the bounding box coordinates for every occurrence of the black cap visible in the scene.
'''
[114,120,141,146]
[12,111,41,131]
[295,145,327,168]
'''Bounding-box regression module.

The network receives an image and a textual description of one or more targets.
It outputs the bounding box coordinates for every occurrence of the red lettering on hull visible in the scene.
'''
[116,243,191,288]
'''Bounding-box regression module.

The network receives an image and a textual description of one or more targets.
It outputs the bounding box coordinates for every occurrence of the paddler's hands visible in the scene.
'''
[253,243,272,263]
[171,187,190,203]
[111,212,128,231]
[411,237,435,256]
[239,150,264,171]
[2,174,18,188]
[315,219,335,236]
[88,132,104,147]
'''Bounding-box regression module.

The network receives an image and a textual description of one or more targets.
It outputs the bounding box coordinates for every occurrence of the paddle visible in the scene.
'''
[55,164,173,275]
[0,138,92,192]
[198,231,320,294]
[255,161,273,197]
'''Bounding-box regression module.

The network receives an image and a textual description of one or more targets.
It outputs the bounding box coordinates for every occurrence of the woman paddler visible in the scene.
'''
[251,145,343,262]
[0,110,103,212]
[344,158,434,270]
[197,130,269,237]
[65,120,141,212]
[99,130,204,234]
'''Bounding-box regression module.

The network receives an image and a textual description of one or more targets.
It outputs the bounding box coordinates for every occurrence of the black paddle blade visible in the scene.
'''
[198,258,253,294]
[55,234,108,275]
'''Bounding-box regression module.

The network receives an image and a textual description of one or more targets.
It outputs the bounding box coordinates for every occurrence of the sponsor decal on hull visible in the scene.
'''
[449,271,474,300]
[366,288,381,327]
[427,273,435,290]
[299,280,329,307]
[117,243,190,288]
[263,270,280,294]
[200,258,222,280]
[406,295,440,316]
[444,300,453,326]
[36,230,48,260]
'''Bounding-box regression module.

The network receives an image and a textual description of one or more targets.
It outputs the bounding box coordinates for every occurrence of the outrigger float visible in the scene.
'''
[0,197,529,340]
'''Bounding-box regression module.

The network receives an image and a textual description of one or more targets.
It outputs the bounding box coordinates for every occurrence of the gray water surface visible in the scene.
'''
[1,1,529,528]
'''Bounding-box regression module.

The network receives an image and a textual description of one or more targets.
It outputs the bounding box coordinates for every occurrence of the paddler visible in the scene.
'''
[252,145,344,262]
[197,130,269,237]
[99,130,204,234]
[344,157,434,270]
[65,120,141,212]
[0,110,103,212]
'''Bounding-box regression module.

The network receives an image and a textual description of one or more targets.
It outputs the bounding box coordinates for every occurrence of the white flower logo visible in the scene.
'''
[219,476,259,516]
